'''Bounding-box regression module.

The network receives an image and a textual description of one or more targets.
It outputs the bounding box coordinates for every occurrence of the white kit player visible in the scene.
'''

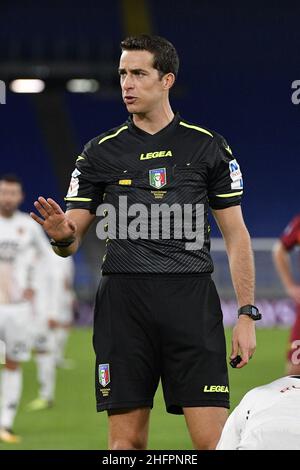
[49,253,75,369]
[27,250,75,411]
[217,376,300,450]
[0,175,52,443]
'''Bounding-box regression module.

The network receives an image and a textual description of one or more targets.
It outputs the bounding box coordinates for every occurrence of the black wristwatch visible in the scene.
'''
[238,304,262,321]
[50,238,75,247]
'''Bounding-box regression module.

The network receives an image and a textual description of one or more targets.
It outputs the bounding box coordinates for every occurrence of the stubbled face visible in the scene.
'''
[119,49,166,114]
[0,181,23,216]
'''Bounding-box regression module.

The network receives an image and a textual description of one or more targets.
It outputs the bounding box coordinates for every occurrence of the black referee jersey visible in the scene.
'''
[65,112,243,274]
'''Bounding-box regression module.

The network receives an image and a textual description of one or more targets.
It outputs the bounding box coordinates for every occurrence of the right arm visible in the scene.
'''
[53,208,95,257]
[30,197,95,257]
[273,240,300,304]
[31,137,103,257]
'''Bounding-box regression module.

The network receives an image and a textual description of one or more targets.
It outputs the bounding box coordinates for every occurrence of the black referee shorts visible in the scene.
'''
[93,274,229,415]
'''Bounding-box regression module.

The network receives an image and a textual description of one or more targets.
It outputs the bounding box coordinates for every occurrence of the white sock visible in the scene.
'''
[54,329,69,364]
[36,353,56,402]
[0,368,22,430]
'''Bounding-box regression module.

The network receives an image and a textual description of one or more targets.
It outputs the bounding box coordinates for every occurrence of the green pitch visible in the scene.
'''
[1,327,289,450]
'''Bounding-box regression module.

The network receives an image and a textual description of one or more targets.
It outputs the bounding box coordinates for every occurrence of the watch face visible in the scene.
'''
[251,306,258,317]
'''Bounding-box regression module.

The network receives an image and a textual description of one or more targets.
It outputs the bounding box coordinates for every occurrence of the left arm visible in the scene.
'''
[213,205,256,368]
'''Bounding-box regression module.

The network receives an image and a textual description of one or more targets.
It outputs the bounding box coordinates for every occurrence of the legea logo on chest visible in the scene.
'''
[140,150,173,160]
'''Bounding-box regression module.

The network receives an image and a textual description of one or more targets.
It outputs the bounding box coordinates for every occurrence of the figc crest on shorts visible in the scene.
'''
[149,168,167,189]
[99,363,110,387]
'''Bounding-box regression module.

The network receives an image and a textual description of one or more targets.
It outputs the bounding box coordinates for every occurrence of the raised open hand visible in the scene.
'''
[30,197,77,242]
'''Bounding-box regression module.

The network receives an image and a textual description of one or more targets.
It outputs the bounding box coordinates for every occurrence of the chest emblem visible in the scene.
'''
[149,168,167,189]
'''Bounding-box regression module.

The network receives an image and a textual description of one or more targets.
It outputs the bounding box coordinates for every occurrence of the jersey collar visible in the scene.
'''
[127,112,180,138]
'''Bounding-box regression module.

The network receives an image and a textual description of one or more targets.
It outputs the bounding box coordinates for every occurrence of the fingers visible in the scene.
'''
[230,339,239,360]
[47,198,64,215]
[36,196,55,216]
[32,196,63,220]
[33,200,48,219]
[230,342,256,369]
[236,350,249,369]
[236,347,255,369]
[30,212,45,226]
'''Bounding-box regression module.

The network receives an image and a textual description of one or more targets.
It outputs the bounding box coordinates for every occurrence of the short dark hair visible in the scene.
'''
[120,35,179,79]
[0,174,23,188]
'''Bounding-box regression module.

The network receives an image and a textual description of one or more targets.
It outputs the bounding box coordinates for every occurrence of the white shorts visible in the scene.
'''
[31,317,56,353]
[33,285,73,336]
[0,303,32,362]
[55,305,73,326]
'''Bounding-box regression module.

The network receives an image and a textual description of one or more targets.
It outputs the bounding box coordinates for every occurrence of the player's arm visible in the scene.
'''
[213,205,256,368]
[273,218,300,303]
[272,241,300,302]
[30,197,95,257]
[17,244,36,301]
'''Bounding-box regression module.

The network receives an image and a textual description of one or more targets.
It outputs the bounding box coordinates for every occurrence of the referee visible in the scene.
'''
[31,35,260,450]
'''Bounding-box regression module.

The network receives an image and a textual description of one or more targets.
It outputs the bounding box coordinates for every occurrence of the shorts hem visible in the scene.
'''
[96,400,153,413]
[167,400,230,415]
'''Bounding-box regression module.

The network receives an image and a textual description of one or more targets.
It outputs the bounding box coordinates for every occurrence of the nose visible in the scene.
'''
[122,74,134,92]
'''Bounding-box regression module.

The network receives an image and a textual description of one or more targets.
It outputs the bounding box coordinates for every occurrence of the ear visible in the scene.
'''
[162,73,175,90]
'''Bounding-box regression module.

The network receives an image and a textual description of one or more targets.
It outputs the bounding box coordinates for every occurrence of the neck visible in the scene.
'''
[132,103,174,135]
[0,209,15,218]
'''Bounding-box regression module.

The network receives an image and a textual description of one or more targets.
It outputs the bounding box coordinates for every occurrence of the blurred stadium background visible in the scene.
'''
[0,0,299,449]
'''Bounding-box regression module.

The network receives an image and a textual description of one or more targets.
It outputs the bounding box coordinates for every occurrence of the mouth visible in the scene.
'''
[124,96,137,105]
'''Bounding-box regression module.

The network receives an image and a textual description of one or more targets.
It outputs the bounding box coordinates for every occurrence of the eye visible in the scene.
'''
[133,71,146,77]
